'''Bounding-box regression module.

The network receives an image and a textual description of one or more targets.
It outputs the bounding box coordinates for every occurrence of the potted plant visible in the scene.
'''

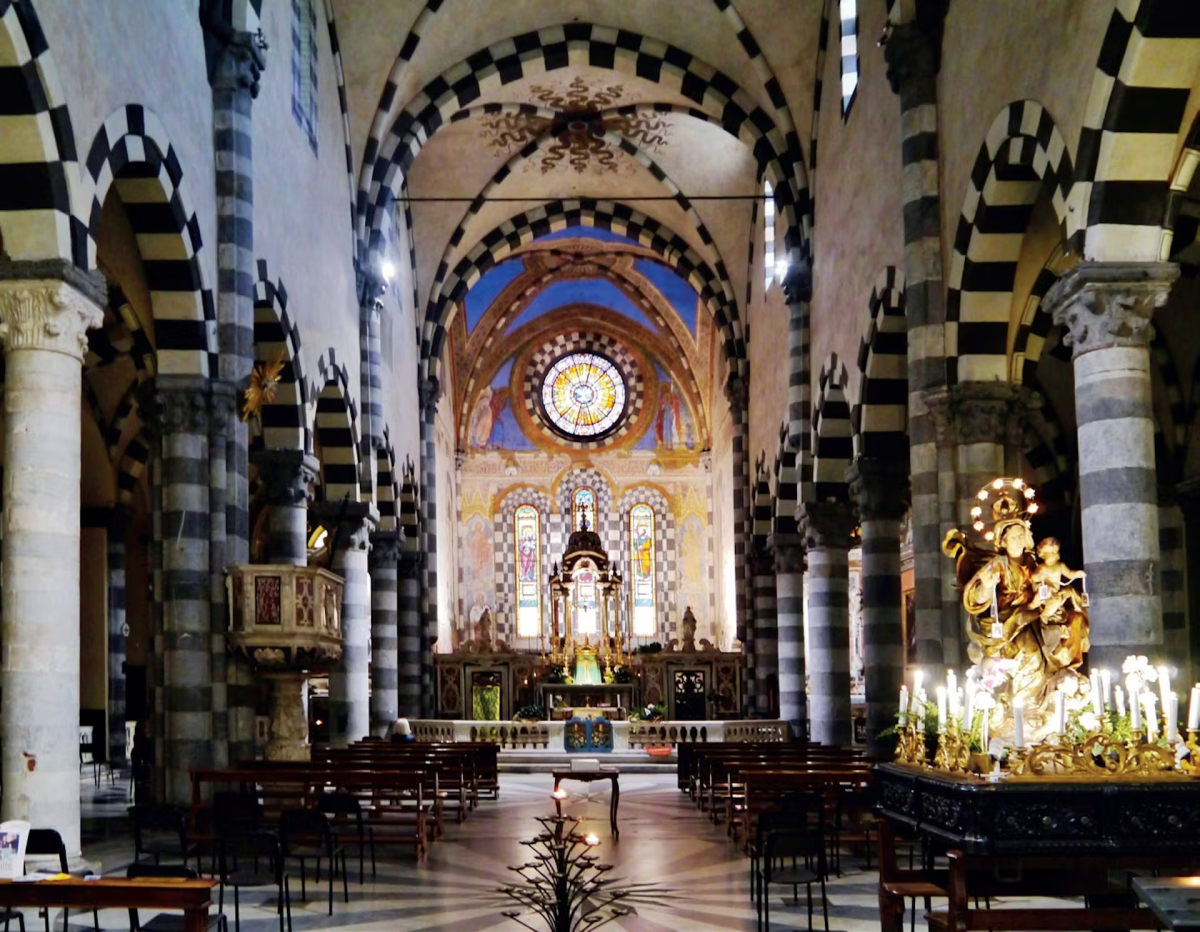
[514,703,546,723]
[628,703,666,723]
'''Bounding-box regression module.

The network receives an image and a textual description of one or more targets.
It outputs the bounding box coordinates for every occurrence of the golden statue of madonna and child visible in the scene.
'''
[943,479,1091,743]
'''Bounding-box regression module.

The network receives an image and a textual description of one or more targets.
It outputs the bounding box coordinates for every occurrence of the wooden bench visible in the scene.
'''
[0,878,215,932]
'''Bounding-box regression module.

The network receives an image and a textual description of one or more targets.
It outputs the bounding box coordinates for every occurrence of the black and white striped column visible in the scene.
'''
[357,271,384,456]
[1046,262,1179,670]
[726,376,752,647]
[143,376,213,805]
[886,16,947,668]
[771,542,807,739]
[799,502,857,747]
[315,507,376,747]
[368,532,402,736]
[208,384,233,769]
[418,380,440,718]
[1159,492,1188,673]
[253,449,319,565]
[847,458,908,758]
[751,462,778,717]
[398,461,423,718]
[206,23,264,769]
[107,521,128,768]
[0,275,103,854]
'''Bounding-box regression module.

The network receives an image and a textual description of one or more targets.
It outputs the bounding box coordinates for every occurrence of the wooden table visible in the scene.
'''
[0,877,215,932]
[1133,876,1200,932]
[553,768,620,838]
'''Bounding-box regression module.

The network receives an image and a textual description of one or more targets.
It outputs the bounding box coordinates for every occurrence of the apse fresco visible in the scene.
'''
[634,258,699,334]
[504,278,658,335]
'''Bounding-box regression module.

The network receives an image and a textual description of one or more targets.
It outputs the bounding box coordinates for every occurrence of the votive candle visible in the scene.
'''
[1091,672,1103,717]
[1013,700,1026,749]
[1188,684,1200,731]
[1115,685,1126,718]
[1159,666,1172,715]
[1101,669,1112,709]
[1166,692,1179,742]
[1131,688,1142,731]
[1143,692,1158,739]
[936,686,947,734]
[899,685,909,727]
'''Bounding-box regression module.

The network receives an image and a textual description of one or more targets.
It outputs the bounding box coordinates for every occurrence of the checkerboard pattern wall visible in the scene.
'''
[812,355,851,504]
[852,266,906,461]
[314,350,360,502]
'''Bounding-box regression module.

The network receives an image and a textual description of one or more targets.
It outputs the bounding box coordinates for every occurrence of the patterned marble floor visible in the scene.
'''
[71,770,903,931]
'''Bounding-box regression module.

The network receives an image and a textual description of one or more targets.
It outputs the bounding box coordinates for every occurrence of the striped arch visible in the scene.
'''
[83,105,217,378]
[1074,0,1200,261]
[253,261,312,453]
[946,100,1074,385]
[752,455,774,546]
[493,486,555,643]
[852,266,907,460]
[314,350,359,503]
[1163,114,1200,264]
[812,354,851,503]
[0,0,84,265]
[615,485,677,638]
[358,24,811,268]
[422,200,746,385]
[115,426,151,508]
[376,427,398,532]
[773,423,801,537]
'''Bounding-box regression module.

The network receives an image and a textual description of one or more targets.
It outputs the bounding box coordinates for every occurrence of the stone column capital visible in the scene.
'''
[782,260,812,305]
[1044,261,1180,357]
[311,501,379,552]
[368,530,404,569]
[846,457,910,521]
[398,550,423,579]
[724,373,749,413]
[418,376,442,420]
[798,501,857,551]
[253,449,320,507]
[0,279,103,360]
[209,379,239,430]
[768,535,806,574]
[356,268,386,309]
[884,19,943,93]
[923,382,1031,448]
[136,376,212,436]
[206,26,267,97]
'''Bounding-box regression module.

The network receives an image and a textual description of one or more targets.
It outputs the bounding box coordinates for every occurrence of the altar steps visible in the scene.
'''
[498,748,677,774]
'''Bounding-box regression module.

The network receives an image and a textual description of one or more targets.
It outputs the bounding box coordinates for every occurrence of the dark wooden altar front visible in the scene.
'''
[876,762,1200,856]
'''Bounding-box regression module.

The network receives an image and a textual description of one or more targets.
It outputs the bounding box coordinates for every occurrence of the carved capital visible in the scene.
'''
[311,502,379,553]
[344,518,373,553]
[368,530,404,569]
[399,550,424,579]
[798,501,857,551]
[782,259,812,305]
[923,383,1030,449]
[209,379,239,429]
[356,268,385,309]
[253,449,320,508]
[724,373,749,413]
[768,536,806,575]
[136,376,211,436]
[888,15,940,93]
[1044,262,1179,357]
[0,279,103,360]
[846,457,909,521]
[204,10,267,98]
[418,376,442,420]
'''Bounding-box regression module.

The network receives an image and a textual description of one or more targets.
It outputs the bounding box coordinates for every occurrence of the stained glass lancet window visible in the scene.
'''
[542,353,626,439]
[763,180,776,289]
[629,504,656,636]
[573,487,597,533]
[514,505,541,637]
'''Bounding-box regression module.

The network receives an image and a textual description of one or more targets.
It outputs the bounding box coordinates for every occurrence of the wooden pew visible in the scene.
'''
[0,878,215,932]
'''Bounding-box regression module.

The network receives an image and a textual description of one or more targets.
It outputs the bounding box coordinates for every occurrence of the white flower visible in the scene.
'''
[1123,655,1157,682]
[1060,677,1080,697]
[974,692,996,711]
[1077,711,1099,732]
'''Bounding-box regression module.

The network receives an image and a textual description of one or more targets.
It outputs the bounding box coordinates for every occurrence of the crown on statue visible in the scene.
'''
[970,477,1038,543]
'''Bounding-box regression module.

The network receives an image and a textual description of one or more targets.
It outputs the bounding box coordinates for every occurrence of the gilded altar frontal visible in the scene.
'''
[3,1,1200,928]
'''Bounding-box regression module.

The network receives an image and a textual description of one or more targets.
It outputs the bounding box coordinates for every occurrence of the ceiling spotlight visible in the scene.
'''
[381,260,396,282]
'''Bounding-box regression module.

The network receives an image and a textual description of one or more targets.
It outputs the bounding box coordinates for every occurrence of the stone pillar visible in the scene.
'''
[253,449,319,565]
[107,515,128,768]
[887,13,947,670]
[847,458,908,758]
[369,531,402,736]
[140,376,213,805]
[397,550,423,718]
[798,502,857,746]
[750,546,778,717]
[418,379,440,718]
[769,538,807,739]
[926,384,1030,667]
[1044,262,1179,669]
[801,498,859,743]
[0,273,103,854]
[1158,484,1189,675]
[208,383,234,769]
[725,375,752,646]
[357,271,384,455]
[314,505,377,747]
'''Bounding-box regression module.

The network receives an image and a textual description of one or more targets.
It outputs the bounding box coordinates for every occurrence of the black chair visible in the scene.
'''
[78,732,112,789]
[209,792,263,876]
[315,793,375,883]
[279,809,348,915]
[758,807,830,932]
[130,806,198,868]
[126,864,228,932]
[217,830,292,932]
[749,791,823,910]
[25,829,99,932]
